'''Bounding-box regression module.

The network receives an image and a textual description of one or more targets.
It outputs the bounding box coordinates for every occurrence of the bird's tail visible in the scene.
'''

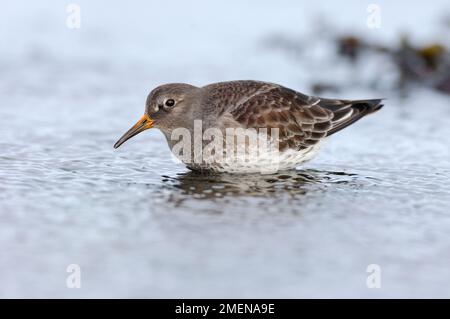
[319,98,384,136]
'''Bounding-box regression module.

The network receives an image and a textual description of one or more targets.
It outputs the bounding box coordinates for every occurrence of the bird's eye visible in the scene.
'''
[165,99,175,108]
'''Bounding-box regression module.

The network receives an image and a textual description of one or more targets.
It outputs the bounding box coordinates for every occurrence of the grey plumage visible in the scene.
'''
[114,80,383,172]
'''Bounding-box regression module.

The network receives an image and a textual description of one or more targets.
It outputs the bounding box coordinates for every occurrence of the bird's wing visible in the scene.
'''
[225,85,383,151]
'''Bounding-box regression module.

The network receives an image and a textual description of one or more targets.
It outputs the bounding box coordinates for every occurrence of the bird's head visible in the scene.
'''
[114,83,198,149]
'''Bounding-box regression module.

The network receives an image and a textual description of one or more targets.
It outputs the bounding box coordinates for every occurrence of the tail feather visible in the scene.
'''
[319,98,384,136]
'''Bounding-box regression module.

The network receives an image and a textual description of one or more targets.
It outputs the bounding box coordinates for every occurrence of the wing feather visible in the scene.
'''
[213,81,383,152]
[227,86,333,151]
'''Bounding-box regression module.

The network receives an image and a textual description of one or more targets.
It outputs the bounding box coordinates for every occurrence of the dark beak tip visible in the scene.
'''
[113,114,153,150]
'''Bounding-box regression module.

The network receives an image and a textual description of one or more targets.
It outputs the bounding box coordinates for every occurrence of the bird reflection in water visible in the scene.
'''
[161,169,360,201]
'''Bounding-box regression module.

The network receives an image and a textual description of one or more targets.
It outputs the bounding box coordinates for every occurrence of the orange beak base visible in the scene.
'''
[113,114,154,149]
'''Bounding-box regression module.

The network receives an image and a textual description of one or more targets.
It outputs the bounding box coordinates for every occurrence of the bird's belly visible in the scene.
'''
[179,141,324,174]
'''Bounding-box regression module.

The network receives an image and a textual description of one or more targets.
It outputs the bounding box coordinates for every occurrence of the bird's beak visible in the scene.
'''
[114,114,154,149]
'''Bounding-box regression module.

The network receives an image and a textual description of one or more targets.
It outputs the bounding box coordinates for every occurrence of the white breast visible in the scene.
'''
[181,140,325,174]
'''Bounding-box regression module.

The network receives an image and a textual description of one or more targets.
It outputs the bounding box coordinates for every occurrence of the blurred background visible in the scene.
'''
[1,0,450,298]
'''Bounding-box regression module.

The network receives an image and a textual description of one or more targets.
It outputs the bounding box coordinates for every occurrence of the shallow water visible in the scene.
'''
[1,1,450,298]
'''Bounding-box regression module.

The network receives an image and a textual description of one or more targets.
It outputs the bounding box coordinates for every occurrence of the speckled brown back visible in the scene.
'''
[204,81,383,152]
